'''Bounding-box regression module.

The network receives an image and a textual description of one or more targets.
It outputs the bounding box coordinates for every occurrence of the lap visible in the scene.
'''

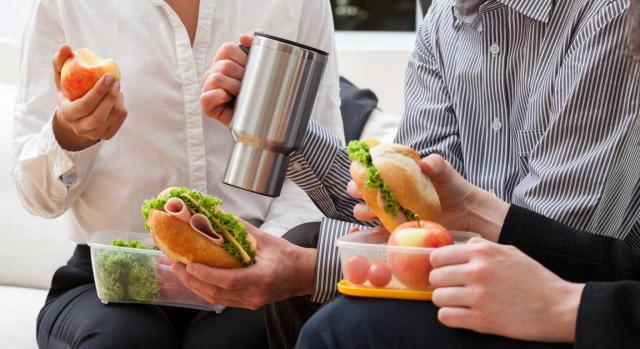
[183,307,267,349]
[37,284,179,349]
[298,296,572,349]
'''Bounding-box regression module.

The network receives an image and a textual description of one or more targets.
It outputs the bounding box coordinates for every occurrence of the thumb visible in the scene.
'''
[467,236,486,244]
[420,154,459,185]
[239,219,267,246]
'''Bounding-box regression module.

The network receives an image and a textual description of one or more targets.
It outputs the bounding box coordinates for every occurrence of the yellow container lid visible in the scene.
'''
[337,280,433,301]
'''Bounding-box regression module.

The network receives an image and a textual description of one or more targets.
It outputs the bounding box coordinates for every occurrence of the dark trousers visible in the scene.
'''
[264,222,323,349]
[36,245,267,349]
[297,297,574,349]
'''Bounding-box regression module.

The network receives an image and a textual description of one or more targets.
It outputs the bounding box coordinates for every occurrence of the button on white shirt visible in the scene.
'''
[11,0,344,242]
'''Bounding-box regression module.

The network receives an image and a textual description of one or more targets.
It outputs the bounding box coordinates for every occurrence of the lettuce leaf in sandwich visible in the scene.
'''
[141,187,256,266]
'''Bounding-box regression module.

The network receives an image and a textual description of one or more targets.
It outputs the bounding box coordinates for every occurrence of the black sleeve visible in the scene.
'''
[498,206,640,348]
[498,205,640,283]
[575,281,640,349]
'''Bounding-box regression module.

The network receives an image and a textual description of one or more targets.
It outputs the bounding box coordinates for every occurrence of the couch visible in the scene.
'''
[0,36,413,348]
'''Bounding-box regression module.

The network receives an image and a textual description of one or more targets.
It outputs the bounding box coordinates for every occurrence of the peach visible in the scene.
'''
[61,48,120,100]
[387,221,453,289]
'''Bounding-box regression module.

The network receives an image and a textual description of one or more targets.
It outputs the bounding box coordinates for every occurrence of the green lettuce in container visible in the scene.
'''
[95,240,158,302]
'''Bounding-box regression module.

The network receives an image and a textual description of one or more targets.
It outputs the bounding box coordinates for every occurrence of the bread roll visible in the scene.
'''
[148,210,243,268]
[350,143,441,232]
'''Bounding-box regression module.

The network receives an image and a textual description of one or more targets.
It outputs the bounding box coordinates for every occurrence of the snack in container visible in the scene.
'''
[336,227,478,301]
[88,231,224,312]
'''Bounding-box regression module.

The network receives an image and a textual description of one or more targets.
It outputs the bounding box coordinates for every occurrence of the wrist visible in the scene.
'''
[550,281,584,343]
[297,247,317,297]
[466,187,509,242]
[53,109,98,151]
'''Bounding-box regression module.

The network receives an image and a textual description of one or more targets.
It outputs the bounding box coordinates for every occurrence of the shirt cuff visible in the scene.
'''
[310,218,366,303]
[28,115,102,188]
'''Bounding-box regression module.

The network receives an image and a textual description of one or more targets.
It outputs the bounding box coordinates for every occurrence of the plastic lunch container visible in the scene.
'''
[336,228,479,301]
[88,231,224,312]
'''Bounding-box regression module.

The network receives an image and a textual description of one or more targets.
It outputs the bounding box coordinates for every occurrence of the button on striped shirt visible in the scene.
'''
[289,0,640,303]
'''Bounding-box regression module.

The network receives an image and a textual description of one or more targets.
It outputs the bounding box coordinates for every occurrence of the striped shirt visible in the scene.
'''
[288,0,640,303]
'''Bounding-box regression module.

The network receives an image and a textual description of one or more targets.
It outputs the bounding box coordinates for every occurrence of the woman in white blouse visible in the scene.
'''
[12,0,343,347]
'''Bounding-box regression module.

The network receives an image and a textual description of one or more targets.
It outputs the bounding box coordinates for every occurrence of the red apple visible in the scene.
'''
[61,48,121,100]
[387,221,453,289]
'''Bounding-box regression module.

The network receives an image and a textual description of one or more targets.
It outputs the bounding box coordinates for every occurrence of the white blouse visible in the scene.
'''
[11,0,344,242]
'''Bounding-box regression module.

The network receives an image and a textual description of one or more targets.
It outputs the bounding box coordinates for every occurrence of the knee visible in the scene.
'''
[38,287,178,349]
[75,305,177,349]
[297,300,348,349]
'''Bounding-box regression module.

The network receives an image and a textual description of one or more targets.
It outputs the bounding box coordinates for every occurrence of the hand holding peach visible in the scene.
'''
[52,44,128,151]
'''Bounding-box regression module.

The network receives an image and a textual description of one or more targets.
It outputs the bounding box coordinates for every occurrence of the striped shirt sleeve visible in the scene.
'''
[395,11,465,175]
[511,3,640,235]
[286,120,372,302]
[310,218,366,303]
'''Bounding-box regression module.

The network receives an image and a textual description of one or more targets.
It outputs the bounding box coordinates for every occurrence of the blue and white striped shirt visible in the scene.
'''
[288,0,640,302]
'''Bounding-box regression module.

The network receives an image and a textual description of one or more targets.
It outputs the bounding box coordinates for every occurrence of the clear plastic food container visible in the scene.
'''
[88,231,224,312]
[336,228,478,300]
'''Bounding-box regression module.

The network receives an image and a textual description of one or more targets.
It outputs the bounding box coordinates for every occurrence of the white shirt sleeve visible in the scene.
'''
[11,0,101,218]
[260,179,323,237]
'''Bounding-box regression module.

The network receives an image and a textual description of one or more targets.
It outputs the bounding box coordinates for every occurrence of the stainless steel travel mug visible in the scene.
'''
[223,33,329,197]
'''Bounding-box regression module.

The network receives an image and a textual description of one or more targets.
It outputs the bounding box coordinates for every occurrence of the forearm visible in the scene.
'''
[575,281,640,348]
[288,120,365,223]
[466,187,509,242]
[499,206,640,282]
[12,116,101,218]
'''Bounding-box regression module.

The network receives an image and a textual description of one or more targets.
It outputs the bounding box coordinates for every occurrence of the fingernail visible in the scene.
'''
[186,264,194,273]
[111,80,120,92]
[104,74,115,86]
[424,156,437,169]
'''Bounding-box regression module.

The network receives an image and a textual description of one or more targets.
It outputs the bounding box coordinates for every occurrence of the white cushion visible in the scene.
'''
[360,108,400,143]
[0,285,47,349]
[337,48,411,118]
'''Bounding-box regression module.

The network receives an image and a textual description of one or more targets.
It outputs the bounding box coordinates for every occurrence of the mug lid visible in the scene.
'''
[254,32,329,56]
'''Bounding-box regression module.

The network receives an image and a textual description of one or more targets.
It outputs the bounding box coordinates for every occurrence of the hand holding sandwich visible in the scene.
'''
[347,142,508,242]
[142,187,317,310]
[171,222,317,310]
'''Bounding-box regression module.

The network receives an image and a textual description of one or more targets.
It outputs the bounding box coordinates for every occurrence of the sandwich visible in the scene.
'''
[347,139,441,231]
[141,187,256,268]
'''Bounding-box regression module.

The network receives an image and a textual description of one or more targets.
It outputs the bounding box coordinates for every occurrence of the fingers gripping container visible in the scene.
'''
[336,229,478,301]
[88,231,224,312]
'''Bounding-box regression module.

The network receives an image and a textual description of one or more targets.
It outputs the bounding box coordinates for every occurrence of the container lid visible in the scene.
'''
[338,280,433,301]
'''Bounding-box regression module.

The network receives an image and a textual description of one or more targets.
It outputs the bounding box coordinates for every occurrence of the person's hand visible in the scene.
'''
[200,33,254,126]
[348,154,509,240]
[171,222,317,310]
[429,237,585,343]
[51,44,128,152]
[347,154,473,230]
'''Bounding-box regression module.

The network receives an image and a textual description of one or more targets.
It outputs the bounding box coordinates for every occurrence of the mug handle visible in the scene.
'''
[239,44,251,55]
